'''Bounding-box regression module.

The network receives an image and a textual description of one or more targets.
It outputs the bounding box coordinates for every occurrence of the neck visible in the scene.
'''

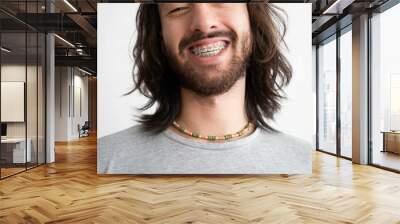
[175,77,248,136]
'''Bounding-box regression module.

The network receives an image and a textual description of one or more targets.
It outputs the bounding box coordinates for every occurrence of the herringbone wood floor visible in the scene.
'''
[1,134,400,224]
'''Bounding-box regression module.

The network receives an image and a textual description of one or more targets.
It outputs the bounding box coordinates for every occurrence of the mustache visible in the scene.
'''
[179,30,238,54]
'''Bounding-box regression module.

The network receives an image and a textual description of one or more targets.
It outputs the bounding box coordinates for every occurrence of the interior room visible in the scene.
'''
[0,0,399,223]
[0,30,46,177]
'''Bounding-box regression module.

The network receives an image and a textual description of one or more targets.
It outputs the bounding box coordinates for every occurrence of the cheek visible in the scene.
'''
[231,7,251,38]
[162,23,185,54]
[236,18,251,38]
[232,16,251,47]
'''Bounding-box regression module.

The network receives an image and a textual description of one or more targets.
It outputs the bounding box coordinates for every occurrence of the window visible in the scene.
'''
[340,28,352,158]
[370,3,400,171]
[318,36,337,155]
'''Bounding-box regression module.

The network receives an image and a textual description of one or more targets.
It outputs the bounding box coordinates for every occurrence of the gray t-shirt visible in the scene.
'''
[98,125,312,174]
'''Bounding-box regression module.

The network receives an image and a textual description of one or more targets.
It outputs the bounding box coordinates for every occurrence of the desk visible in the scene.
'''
[381,131,400,154]
[1,138,31,163]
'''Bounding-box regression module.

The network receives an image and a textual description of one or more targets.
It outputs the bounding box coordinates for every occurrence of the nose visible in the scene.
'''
[189,4,219,34]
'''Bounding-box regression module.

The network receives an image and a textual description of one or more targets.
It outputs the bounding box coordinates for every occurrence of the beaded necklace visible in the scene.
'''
[172,120,252,141]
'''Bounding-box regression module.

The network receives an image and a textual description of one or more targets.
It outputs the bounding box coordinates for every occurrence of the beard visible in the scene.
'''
[165,32,252,97]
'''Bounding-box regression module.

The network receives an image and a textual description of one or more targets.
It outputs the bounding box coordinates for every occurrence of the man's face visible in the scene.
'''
[158,3,252,96]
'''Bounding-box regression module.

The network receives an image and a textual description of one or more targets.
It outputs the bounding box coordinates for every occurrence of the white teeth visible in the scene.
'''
[190,41,226,57]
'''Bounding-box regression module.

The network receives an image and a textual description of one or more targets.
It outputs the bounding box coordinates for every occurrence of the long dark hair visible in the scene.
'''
[129,2,292,133]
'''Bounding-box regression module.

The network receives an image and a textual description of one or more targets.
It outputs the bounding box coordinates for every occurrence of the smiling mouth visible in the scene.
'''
[189,41,229,57]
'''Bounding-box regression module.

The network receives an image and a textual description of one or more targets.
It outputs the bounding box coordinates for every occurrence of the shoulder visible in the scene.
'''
[257,128,313,174]
[259,129,312,150]
[98,124,153,146]
[97,124,158,174]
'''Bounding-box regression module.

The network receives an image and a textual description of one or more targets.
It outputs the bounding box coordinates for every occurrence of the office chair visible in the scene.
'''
[79,121,90,138]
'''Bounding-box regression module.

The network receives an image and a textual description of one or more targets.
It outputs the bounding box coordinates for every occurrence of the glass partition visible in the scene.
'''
[27,31,38,169]
[1,31,28,178]
[26,0,44,169]
[339,28,352,158]
[318,36,337,155]
[0,1,46,179]
[371,3,400,171]
[38,32,45,165]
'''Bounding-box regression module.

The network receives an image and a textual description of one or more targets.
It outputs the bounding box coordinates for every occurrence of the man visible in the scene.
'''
[98,2,312,174]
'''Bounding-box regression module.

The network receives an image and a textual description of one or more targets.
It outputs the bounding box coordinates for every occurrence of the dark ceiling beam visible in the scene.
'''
[52,0,78,13]
[373,0,400,12]
[12,13,82,32]
[78,66,97,75]
[66,13,97,46]
[273,0,307,1]
[86,0,97,12]
[312,14,352,44]
[312,15,335,33]
[0,18,27,31]
[322,0,356,14]
[56,47,97,57]
[0,8,38,31]
[99,0,307,2]
[55,55,96,70]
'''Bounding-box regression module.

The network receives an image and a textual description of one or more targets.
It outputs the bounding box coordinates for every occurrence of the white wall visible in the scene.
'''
[1,63,46,163]
[1,82,25,122]
[72,73,89,138]
[55,67,89,141]
[55,66,69,141]
[98,3,313,144]
[1,65,39,138]
[1,66,26,124]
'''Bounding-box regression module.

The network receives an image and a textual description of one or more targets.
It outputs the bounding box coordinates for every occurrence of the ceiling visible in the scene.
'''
[0,0,394,75]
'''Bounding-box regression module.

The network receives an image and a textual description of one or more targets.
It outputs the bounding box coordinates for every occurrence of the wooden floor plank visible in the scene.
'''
[1,134,400,223]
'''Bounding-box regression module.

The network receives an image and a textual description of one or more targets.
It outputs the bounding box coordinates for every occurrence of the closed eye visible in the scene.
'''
[168,7,189,15]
